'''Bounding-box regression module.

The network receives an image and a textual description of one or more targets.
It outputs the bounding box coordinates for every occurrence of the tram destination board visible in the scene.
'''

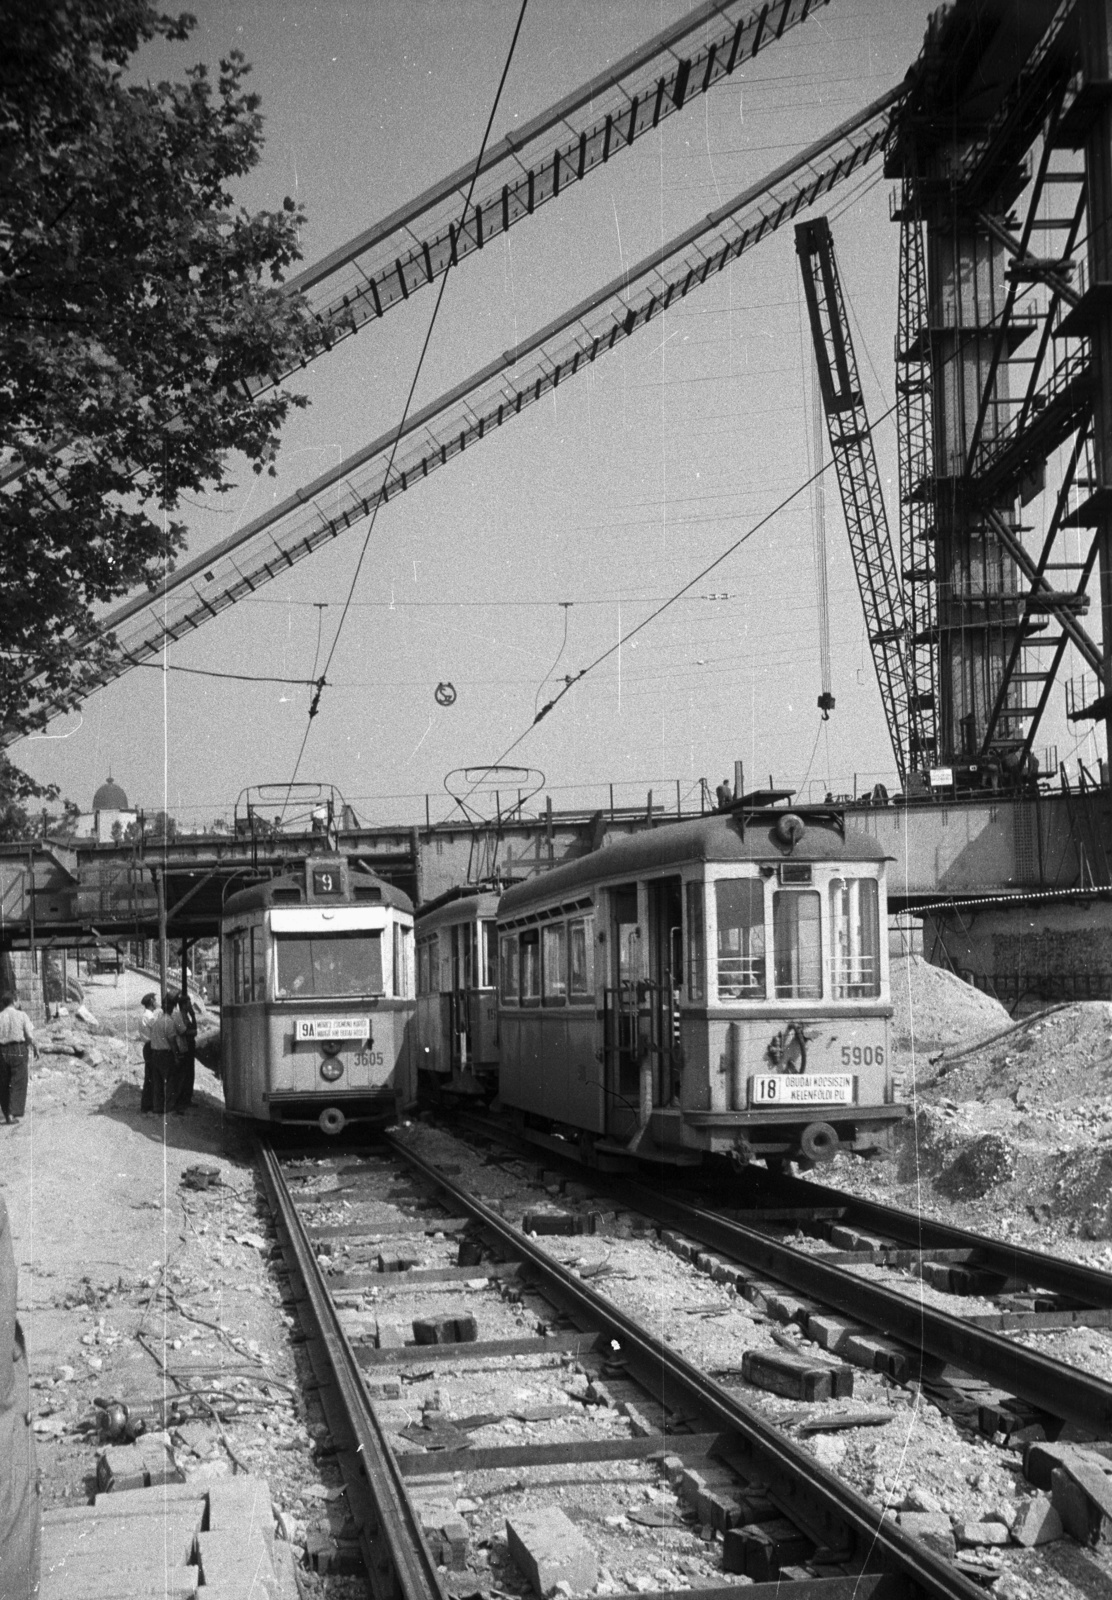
[749,1074,855,1106]
[294,1017,371,1042]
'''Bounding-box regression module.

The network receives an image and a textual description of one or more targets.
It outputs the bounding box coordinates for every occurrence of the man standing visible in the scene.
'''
[0,1196,39,1597]
[138,992,158,1113]
[0,993,38,1127]
[148,992,186,1114]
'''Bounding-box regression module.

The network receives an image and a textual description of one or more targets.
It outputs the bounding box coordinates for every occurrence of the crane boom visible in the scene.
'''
[794,214,921,783]
[5,90,901,743]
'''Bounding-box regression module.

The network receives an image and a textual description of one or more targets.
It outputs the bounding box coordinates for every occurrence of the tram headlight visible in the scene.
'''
[320,1057,345,1083]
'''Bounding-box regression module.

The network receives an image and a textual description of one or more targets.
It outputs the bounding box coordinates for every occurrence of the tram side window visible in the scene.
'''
[715,879,766,999]
[251,927,266,1002]
[686,883,705,1001]
[542,923,567,1004]
[482,921,498,989]
[773,891,822,999]
[500,933,519,1003]
[416,941,430,997]
[568,916,594,1001]
[393,923,413,999]
[830,877,880,998]
[520,929,541,1005]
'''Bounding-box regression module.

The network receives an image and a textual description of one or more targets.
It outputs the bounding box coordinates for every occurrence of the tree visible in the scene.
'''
[0,755,58,842]
[1,2,315,748]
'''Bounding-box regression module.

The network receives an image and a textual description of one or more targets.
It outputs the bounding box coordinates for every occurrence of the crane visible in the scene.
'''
[6,87,902,742]
[794,214,922,784]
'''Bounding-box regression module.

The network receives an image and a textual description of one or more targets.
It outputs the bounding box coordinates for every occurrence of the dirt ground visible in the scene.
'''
[1,966,367,1597]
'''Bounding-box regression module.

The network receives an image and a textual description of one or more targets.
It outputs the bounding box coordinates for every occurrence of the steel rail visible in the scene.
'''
[387,1132,984,1600]
[760,1168,1112,1310]
[256,1138,446,1600]
[618,1178,1112,1434]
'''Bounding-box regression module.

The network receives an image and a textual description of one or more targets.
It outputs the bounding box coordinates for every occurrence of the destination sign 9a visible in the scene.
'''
[749,1073,854,1106]
[295,1017,369,1042]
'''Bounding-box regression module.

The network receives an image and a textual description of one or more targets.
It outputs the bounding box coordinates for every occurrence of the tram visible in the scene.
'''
[494,802,904,1168]
[414,886,500,1095]
[220,854,415,1134]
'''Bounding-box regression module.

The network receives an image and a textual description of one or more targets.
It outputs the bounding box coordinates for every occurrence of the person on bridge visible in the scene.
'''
[148,993,186,1115]
[0,994,39,1127]
[0,1195,39,1598]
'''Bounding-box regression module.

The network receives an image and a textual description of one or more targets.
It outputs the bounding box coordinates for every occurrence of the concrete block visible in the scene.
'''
[829,1226,887,1253]
[206,1474,274,1538]
[376,1319,407,1348]
[953,1521,1010,1548]
[43,1509,200,1567]
[196,1528,277,1594]
[807,1314,866,1353]
[897,1511,955,1558]
[413,1313,478,1344]
[1011,1494,1064,1547]
[662,1231,699,1262]
[39,1558,198,1599]
[1051,1463,1112,1544]
[505,1506,597,1597]
[58,1484,206,1521]
[1024,1440,1083,1491]
[741,1348,853,1401]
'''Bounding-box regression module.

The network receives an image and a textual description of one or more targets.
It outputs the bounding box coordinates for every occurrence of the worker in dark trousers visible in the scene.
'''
[0,1196,39,1598]
[0,993,38,1126]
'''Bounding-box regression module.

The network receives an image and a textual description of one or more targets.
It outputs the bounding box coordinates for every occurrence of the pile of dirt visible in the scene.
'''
[890,955,1009,1056]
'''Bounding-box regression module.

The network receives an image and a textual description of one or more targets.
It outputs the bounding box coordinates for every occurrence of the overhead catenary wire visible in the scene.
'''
[282,0,532,795]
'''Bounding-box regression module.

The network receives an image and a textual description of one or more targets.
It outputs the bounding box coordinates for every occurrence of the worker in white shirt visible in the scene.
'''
[0,994,38,1127]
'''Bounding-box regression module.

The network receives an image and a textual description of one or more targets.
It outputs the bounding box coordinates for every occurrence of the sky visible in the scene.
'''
[17,0,1101,831]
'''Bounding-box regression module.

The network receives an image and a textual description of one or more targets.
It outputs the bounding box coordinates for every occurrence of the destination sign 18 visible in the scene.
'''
[749,1074,854,1106]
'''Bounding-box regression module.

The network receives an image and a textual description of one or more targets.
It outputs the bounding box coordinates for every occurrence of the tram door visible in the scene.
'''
[448,923,473,1072]
[647,877,683,1108]
[604,886,642,1123]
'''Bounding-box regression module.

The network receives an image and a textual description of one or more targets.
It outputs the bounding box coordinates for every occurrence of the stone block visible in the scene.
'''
[413,1314,478,1344]
[43,1509,200,1567]
[725,1518,810,1580]
[505,1506,597,1597]
[953,1521,1010,1548]
[898,1511,955,1557]
[842,1333,911,1382]
[375,1319,406,1348]
[764,1291,817,1326]
[206,1474,274,1538]
[662,1231,698,1262]
[1024,1440,1082,1491]
[1051,1464,1112,1544]
[196,1528,278,1595]
[1011,1494,1063,1547]
[806,1314,864,1353]
[829,1226,886,1253]
[39,1561,198,1599]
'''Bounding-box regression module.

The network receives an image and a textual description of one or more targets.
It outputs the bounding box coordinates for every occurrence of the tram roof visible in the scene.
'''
[498,809,885,915]
[223,861,412,919]
[415,885,502,932]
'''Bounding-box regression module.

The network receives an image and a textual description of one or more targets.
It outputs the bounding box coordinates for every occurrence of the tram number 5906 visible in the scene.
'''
[840,1045,884,1067]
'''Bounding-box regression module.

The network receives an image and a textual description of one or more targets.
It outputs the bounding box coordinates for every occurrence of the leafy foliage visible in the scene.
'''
[1,1,315,747]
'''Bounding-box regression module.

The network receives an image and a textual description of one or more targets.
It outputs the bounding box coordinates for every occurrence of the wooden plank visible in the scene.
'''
[356,1330,605,1367]
[964,1308,1112,1332]
[304,1217,470,1241]
[333,1263,522,1289]
[396,1431,729,1476]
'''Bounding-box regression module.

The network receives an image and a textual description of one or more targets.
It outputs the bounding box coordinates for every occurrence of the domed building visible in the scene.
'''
[77,775,138,843]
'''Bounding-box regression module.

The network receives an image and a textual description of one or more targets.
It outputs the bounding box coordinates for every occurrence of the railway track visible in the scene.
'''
[256,1129,993,1600]
[452,1109,1112,1442]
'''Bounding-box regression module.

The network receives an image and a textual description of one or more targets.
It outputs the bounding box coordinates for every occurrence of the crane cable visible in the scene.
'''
[284,0,531,793]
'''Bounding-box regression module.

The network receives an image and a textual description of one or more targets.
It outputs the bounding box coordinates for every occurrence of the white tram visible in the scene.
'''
[495,804,904,1168]
[220,855,415,1134]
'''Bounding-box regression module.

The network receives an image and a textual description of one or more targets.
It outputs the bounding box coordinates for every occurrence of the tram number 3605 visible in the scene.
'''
[353,1050,385,1068]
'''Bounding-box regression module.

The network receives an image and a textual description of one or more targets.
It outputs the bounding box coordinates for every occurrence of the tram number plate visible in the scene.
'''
[749,1074,854,1106]
[294,1017,369,1042]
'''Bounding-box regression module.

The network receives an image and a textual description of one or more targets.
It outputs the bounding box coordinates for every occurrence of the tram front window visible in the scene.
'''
[275,931,384,997]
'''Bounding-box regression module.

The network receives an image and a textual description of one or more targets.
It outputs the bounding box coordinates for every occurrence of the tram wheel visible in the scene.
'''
[799,1120,839,1164]
[319,1106,346,1136]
